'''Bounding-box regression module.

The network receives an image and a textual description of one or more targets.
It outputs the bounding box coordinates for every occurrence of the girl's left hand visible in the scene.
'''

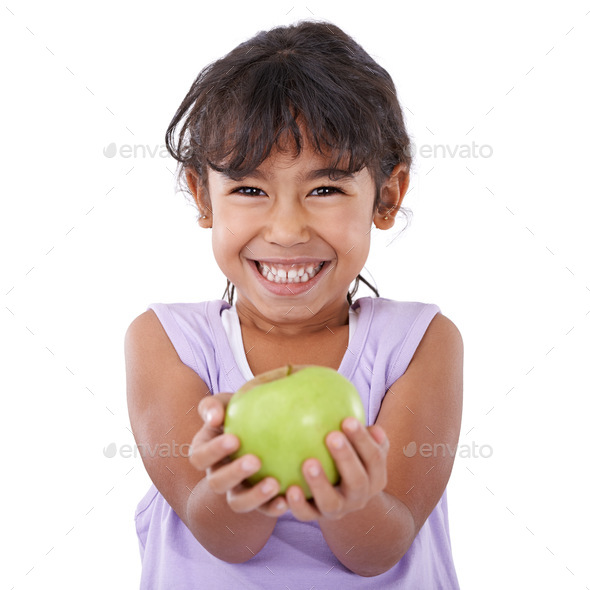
[285,417,390,521]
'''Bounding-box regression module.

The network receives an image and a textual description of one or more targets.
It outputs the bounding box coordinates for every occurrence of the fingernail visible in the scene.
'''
[261,480,277,494]
[276,499,286,511]
[308,463,320,477]
[242,457,258,472]
[329,433,345,449]
[345,417,359,432]
[206,409,215,423]
[222,435,236,450]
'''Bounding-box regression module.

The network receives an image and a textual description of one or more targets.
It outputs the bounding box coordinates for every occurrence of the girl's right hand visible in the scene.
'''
[189,393,289,518]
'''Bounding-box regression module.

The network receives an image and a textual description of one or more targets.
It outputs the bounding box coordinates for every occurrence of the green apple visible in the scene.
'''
[223,364,366,499]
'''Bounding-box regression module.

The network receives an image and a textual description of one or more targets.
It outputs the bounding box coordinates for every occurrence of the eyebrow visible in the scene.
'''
[304,168,356,181]
[212,164,357,183]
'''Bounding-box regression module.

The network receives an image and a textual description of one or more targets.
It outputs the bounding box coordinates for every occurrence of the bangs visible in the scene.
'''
[180,55,386,181]
[200,58,380,178]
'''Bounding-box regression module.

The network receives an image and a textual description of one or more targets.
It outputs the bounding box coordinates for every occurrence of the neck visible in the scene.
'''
[234,297,350,340]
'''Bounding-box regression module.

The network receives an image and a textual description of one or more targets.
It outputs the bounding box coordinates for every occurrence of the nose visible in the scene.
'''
[263,198,311,247]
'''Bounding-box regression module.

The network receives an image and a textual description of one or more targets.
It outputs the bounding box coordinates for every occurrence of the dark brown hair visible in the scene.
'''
[165,20,413,305]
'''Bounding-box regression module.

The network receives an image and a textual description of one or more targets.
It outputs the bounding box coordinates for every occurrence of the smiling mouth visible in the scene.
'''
[254,261,326,284]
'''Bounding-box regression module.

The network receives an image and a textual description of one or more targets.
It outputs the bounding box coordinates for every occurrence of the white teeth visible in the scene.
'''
[257,261,324,284]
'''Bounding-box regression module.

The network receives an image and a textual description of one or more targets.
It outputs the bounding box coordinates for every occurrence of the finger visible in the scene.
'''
[227,477,285,514]
[197,395,227,431]
[300,459,349,519]
[189,431,240,472]
[206,453,261,495]
[257,495,290,518]
[189,396,232,454]
[325,428,369,501]
[368,424,390,450]
[285,485,321,522]
[339,418,388,487]
[342,417,388,460]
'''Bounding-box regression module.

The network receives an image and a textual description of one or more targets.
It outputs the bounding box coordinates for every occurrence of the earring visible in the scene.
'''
[383,216,389,220]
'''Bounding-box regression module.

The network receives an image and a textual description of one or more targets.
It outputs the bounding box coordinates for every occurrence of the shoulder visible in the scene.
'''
[355,295,453,358]
[125,300,233,383]
[124,308,177,369]
[125,307,159,335]
[402,311,464,417]
[125,308,160,347]
[419,312,463,361]
[366,296,460,337]
[125,300,229,340]
[398,310,463,385]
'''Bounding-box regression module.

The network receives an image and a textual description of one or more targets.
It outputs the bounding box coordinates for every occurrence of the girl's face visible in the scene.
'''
[199,141,397,331]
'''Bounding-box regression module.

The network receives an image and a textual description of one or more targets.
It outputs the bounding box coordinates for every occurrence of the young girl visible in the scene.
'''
[125,20,463,589]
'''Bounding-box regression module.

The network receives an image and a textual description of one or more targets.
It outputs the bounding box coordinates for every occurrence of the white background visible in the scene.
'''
[1,1,589,588]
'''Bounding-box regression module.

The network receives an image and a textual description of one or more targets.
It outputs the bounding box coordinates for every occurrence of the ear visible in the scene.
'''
[186,168,213,228]
[373,163,410,230]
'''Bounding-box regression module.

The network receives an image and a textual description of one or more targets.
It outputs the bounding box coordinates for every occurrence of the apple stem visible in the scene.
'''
[286,364,293,376]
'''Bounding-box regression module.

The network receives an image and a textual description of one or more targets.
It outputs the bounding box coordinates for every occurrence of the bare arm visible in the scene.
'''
[284,312,464,576]
[124,309,283,562]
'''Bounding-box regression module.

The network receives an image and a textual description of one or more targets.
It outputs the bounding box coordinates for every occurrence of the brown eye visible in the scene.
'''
[235,187,266,196]
[310,187,342,196]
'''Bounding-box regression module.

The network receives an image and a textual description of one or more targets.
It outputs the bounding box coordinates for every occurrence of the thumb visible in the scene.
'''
[197,392,233,428]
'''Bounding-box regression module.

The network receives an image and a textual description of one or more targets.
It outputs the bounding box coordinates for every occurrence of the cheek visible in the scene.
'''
[211,218,252,271]
[327,224,371,275]
[210,233,228,272]
[211,225,236,268]
[331,216,371,249]
[213,201,258,236]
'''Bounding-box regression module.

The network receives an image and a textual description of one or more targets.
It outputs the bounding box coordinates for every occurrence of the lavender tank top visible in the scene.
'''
[134,296,460,589]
